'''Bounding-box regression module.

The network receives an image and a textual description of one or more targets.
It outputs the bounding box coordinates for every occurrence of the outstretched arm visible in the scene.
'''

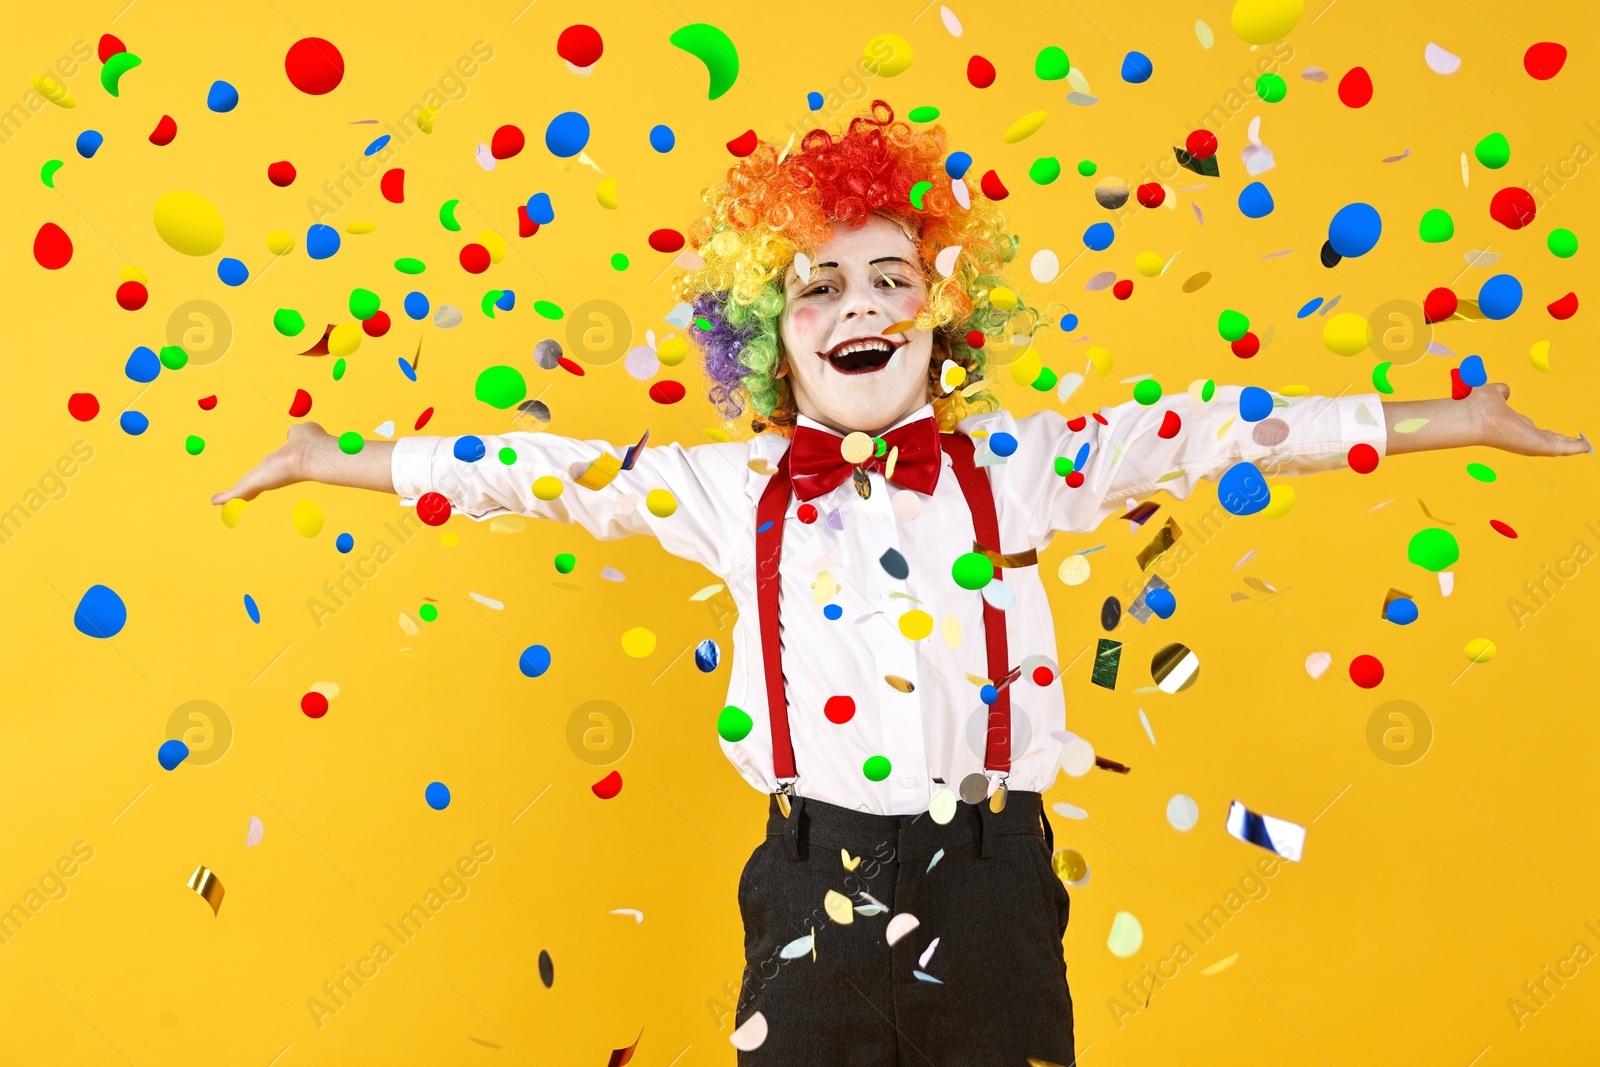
[1382,382,1589,457]
[212,423,394,502]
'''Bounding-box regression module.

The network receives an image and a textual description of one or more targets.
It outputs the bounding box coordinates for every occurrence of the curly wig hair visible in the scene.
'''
[673,99,1041,436]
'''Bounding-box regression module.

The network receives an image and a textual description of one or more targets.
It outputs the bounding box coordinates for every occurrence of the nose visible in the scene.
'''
[838,280,882,325]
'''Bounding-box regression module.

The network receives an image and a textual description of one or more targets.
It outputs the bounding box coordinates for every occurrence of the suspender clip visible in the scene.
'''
[988,773,1009,814]
[775,778,797,818]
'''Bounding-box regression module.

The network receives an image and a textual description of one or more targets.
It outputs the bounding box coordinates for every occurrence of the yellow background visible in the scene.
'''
[3,0,1598,1063]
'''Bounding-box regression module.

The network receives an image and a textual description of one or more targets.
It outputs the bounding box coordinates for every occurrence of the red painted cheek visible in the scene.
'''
[790,304,820,340]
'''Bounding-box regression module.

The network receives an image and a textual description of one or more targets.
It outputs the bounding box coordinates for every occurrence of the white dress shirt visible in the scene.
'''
[392,386,1389,815]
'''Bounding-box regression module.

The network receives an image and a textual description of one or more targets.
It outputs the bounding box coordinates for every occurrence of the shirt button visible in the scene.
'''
[899,774,916,788]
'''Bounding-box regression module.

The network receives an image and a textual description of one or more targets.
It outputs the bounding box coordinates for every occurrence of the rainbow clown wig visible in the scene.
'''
[674,99,1042,436]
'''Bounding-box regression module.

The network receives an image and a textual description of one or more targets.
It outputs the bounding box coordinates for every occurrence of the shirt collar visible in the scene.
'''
[795,402,936,439]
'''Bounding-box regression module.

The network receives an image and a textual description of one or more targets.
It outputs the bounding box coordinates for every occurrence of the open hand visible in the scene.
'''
[210,423,328,505]
[1470,383,1591,457]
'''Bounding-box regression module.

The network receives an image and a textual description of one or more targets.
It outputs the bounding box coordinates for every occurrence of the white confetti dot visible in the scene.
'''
[1167,794,1199,831]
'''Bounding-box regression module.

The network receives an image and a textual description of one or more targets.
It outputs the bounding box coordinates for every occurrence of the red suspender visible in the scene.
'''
[752,433,1012,787]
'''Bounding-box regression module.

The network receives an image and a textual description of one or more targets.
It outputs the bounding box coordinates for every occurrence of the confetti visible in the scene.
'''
[1225,800,1305,861]
[186,864,225,915]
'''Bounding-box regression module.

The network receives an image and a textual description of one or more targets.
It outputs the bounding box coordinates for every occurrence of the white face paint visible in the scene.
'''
[777,214,942,436]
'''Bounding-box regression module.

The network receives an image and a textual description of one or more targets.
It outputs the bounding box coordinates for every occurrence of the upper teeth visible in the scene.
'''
[833,339,891,357]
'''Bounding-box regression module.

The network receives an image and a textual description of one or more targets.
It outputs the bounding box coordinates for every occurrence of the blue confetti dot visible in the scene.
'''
[1060,313,1079,332]
[1083,222,1115,251]
[1328,202,1383,258]
[1144,587,1177,619]
[454,435,487,462]
[1460,354,1487,387]
[1218,461,1271,516]
[1120,51,1153,83]
[1478,274,1522,320]
[649,124,675,152]
[1238,181,1274,219]
[74,584,127,638]
[495,289,515,311]
[306,223,340,260]
[1239,386,1273,422]
[398,357,417,382]
[1385,598,1419,625]
[519,644,552,678]
[1296,297,1324,319]
[694,639,721,672]
[545,111,590,157]
[404,291,430,320]
[823,603,843,620]
[946,151,973,179]
[756,520,774,534]
[244,594,260,623]
[425,782,451,810]
[125,346,161,382]
[980,684,998,705]
[807,91,824,110]
[217,257,248,286]
[120,410,149,435]
[989,431,1018,457]
[206,80,239,113]
[1073,442,1090,472]
[527,192,554,225]
[75,130,103,158]
[336,532,354,553]
[158,739,189,771]
[363,135,391,156]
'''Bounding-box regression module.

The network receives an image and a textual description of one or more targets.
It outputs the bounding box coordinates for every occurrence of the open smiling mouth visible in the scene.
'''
[819,337,905,375]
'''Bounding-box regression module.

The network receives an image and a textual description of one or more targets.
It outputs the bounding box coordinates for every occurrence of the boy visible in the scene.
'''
[214,101,1586,1064]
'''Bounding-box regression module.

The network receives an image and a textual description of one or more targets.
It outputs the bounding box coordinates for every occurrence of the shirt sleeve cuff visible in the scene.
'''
[1337,393,1389,460]
[391,436,442,506]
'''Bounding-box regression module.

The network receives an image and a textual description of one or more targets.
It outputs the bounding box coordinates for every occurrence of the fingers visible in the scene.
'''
[1490,382,1511,401]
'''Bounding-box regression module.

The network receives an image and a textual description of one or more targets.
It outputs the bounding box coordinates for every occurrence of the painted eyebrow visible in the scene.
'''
[808,257,912,269]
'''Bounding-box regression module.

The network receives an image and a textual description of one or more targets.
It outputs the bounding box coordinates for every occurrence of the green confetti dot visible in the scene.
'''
[274,308,305,336]
[952,551,994,590]
[1473,132,1510,169]
[1407,527,1460,572]
[184,435,205,455]
[1035,46,1070,80]
[419,604,438,622]
[1466,462,1497,482]
[498,446,517,464]
[874,437,888,458]
[394,257,426,274]
[1419,208,1454,243]
[717,704,753,743]
[862,755,892,782]
[159,345,188,370]
[1033,367,1058,392]
[1053,456,1074,477]
[554,552,576,574]
[908,105,941,122]
[1217,310,1249,342]
[1548,228,1578,258]
[1200,379,1216,402]
[693,317,715,331]
[1077,159,1097,177]
[610,252,629,270]
[349,288,380,320]
[1133,379,1162,405]
[439,199,462,231]
[481,290,503,317]
[1372,361,1395,395]
[338,431,364,455]
[1029,156,1061,185]
[332,358,347,381]
[475,365,527,409]
[533,300,564,320]
[1255,72,1287,102]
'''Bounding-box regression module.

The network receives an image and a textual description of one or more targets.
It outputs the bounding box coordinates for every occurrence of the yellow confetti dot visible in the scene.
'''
[863,33,914,77]
[119,264,148,284]
[344,221,376,234]
[152,190,226,257]
[658,336,689,366]
[532,476,564,500]
[1009,346,1042,387]
[596,178,618,210]
[841,849,861,871]
[704,427,732,443]
[1002,110,1048,144]
[33,74,75,108]
[841,432,875,464]
[1087,345,1112,376]
[477,228,507,264]
[1279,383,1310,396]
[220,498,248,529]
[1530,340,1551,372]
[646,488,677,517]
[1058,555,1091,585]
[621,627,657,658]
[824,889,855,924]
[1465,638,1497,663]
[440,532,459,547]
[1135,252,1164,277]
[1107,911,1144,957]
[1322,313,1373,356]
[328,322,362,357]
[898,609,934,640]
[939,359,967,391]
[1262,483,1295,518]
[989,286,1019,310]
[1231,0,1303,45]
[941,615,963,649]
[291,498,324,538]
[266,229,295,255]
[417,105,438,134]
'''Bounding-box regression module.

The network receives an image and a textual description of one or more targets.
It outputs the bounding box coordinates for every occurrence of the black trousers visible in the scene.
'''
[734,790,1075,1065]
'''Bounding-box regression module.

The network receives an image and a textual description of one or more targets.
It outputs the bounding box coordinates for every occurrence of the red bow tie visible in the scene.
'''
[787,416,944,502]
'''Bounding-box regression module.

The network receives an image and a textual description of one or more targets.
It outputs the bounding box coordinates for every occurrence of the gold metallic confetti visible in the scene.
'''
[606,1028,643,1067]
[853,468,872,499]
[974,540,1039,569]
[1151,643,1200,693]
[575,452,622,490]
[1136,517,1182,571]
[1381,587,1414,619]
[884,674,915,693]
[1051,848,1088,884]
[187,864,225,916]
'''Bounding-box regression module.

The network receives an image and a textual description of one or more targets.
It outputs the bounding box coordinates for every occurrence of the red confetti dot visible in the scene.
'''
[363,310,391,337]
[1184,129,1218,160]
[1524,41,1567,80]
[459,243,491,273]
[518,205,539,238]
[289,388,313,417]
[33,223,71,270]
[979,169,1009,201]
[591,770,623,799]
[1065,470,1085,488]
[416,492,452,526]
[149,114,176,146]
[556,356,586,376]
[967,54,996,88]
[1548,291,1578,320]
[1112,279,1134,300]
[98,34,126,63]
[648,228,685,254]
[1423,286,1457,324]
[1092,412,1108,425]
[415,407,434,430]
[1349,654,1384,689]
[1490,519,1518,539]
[285,37,345,95]
[197,395,217,410]
[1347,443,1379,472]
[1231,331,1260,358]
[380,168,405,203]
[491,124,525,160]
[301,692,329,718]
[1157,410,1181,439]
[797,503,818,524]
[726,129,758,157]
[1031,666,1055,686]
[648,380,687,404]
[1066,416,1087,431]
[116,280,148,310]
[267,160,296,187]
[824,695,856,724]
[557,24,604,68]
[67,393,99,421]
[1136,182,1165,208]
[1489,187,1537,230]
[1451,367,1472,400]
[1337,66,1373,107]
[965,329,986,349]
